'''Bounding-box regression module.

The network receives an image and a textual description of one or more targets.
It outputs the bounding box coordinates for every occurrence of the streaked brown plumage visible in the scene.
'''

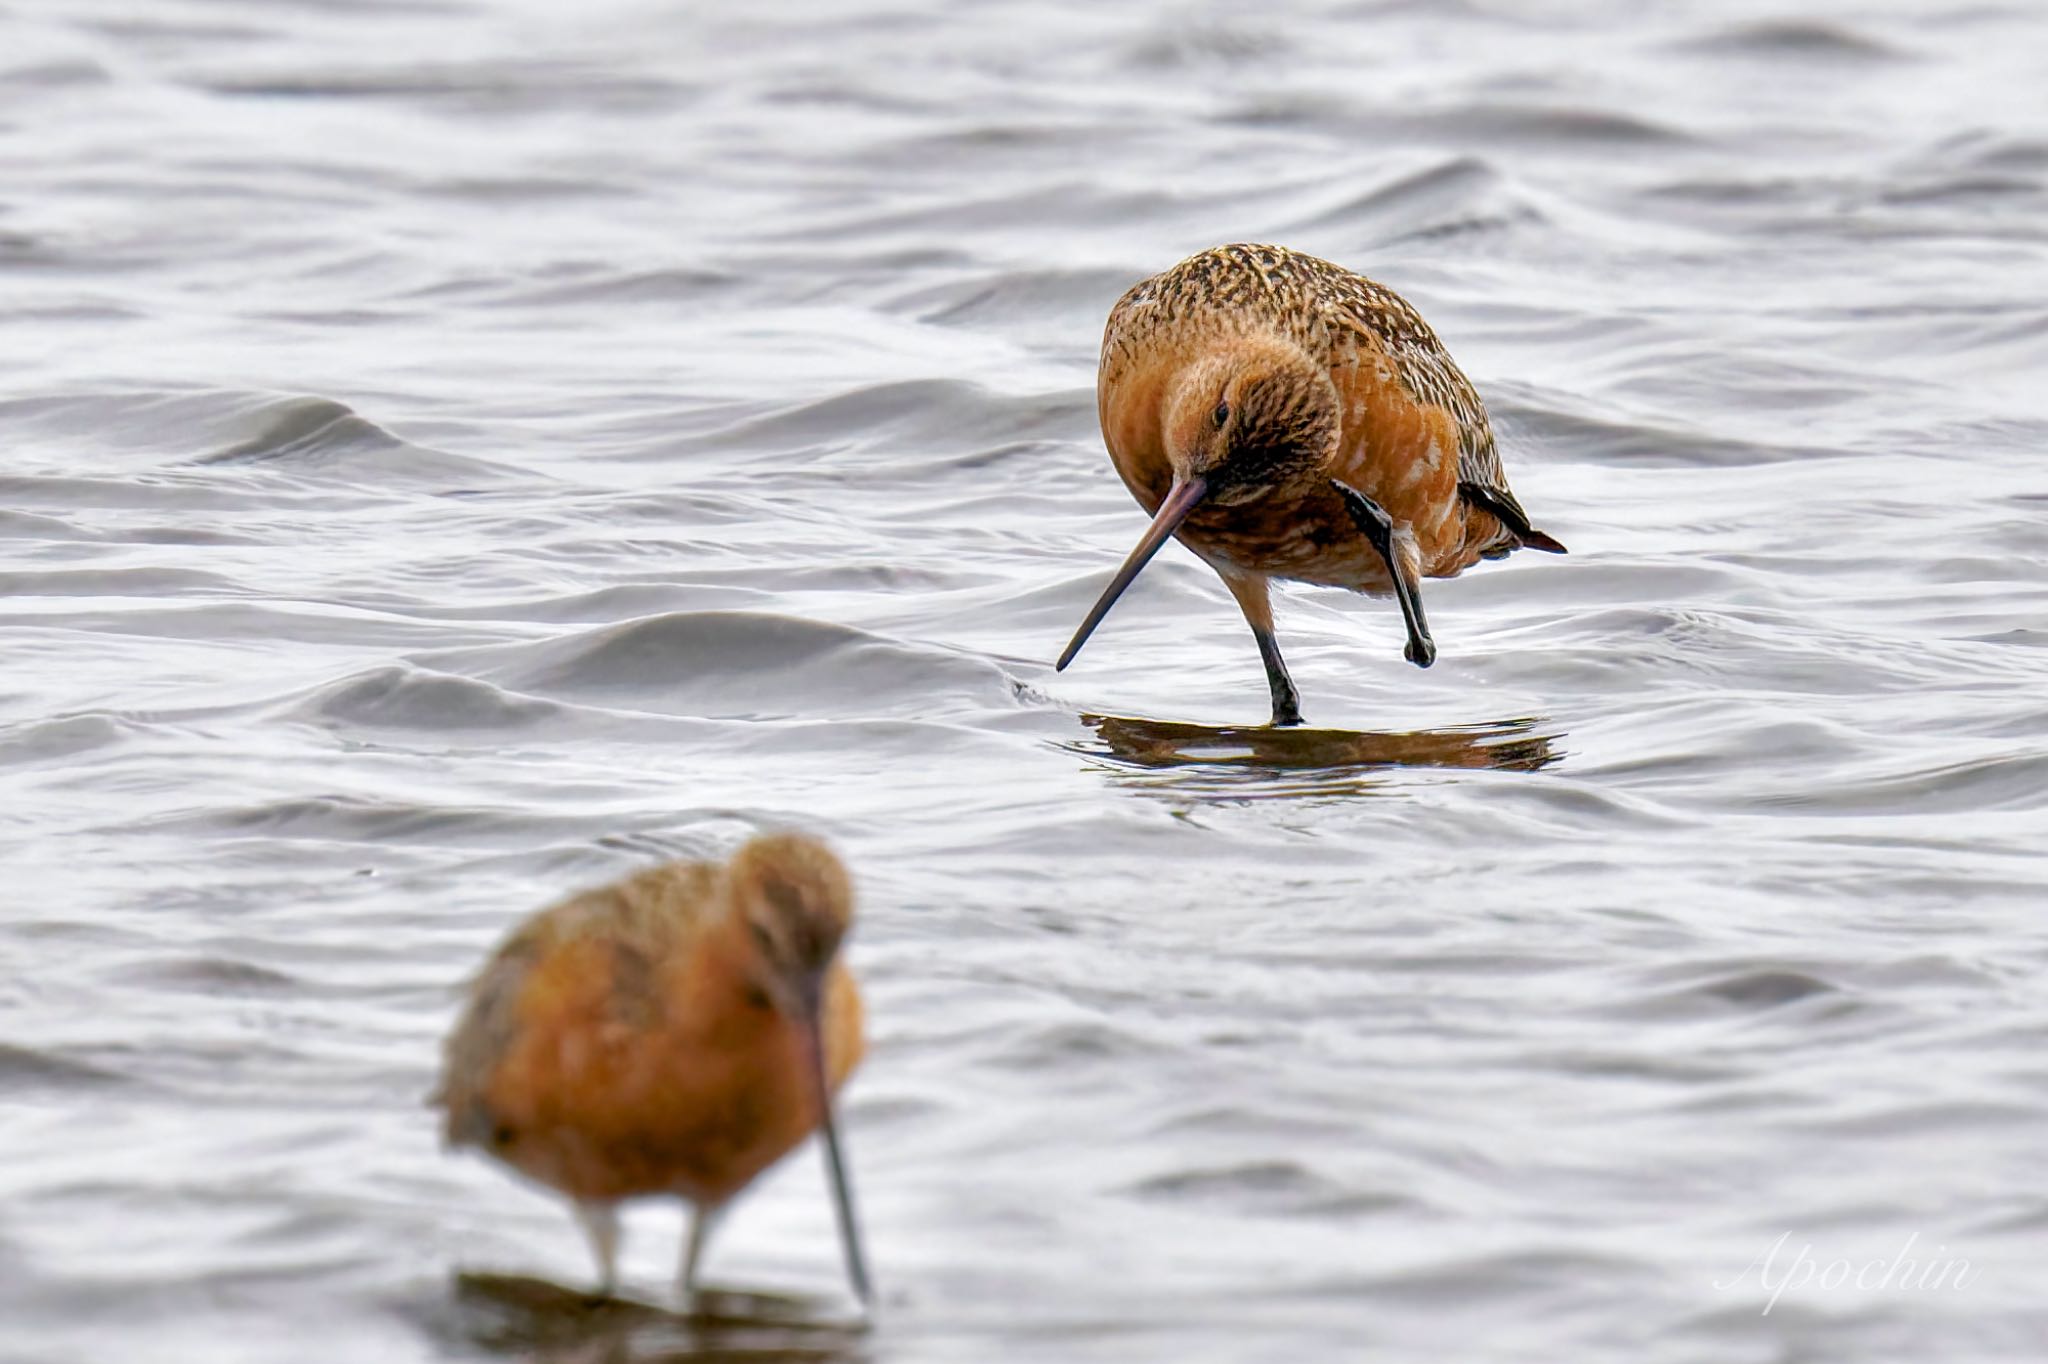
[1058,242,1565,725]
[436,832,871,1305]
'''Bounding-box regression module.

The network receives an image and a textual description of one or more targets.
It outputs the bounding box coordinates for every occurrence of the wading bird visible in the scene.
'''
[436,832,871,1307]
[1057,243,1565,726]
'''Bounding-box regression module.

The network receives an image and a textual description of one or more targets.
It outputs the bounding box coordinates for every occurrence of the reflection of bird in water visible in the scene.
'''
[435,833,871,1309]
[1058,243,1566,727]
[1083,713,1559,777]
[448,1270,864,1364]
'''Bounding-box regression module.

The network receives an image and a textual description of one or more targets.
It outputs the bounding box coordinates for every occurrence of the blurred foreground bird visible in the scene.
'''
[1058,243,1565,725]
[436,832,871,1307]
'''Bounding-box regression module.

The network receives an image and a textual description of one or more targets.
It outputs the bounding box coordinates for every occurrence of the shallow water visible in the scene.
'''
[3,0,2046,1360]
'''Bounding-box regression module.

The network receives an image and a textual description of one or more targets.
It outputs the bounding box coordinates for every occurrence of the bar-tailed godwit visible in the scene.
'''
[436,832,872,1307]
[1058,243,1565,726]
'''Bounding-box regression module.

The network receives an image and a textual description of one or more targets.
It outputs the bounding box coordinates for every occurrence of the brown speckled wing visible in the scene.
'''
[1291,247,1534,551]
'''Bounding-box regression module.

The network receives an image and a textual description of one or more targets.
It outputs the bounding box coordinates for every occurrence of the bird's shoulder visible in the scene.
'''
[438,862,719,1099]
[1105,243,1320,340]
[1106,243,1454,378]
[501,860,717,965]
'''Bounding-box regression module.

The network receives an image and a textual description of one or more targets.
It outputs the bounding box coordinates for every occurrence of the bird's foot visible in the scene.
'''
[1268,681,1304,728]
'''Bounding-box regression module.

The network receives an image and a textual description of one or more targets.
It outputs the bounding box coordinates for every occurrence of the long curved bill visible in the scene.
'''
[1056,475,1209,671]
[801,1004,873,1310]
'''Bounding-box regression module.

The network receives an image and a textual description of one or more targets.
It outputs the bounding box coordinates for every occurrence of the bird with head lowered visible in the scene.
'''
[1059,242,1565,726]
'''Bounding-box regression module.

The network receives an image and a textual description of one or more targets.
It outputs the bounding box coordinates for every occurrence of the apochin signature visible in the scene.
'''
[1717,1232,1976,1315]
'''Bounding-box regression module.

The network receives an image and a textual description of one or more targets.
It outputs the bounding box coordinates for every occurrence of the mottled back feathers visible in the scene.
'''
[1103,242,1543,554]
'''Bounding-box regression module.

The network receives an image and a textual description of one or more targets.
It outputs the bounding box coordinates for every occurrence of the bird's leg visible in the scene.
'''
[1220,570,1305,726]
[1331,481,1435,668]
[573,1200,621,1297]
[679,1202,722,1297]
[1252,627,1304,727]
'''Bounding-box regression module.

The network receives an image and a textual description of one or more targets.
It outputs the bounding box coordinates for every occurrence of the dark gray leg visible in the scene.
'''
[1331,481,1436,668]
[1219,569,1308,727]
[1253,625,1304,727]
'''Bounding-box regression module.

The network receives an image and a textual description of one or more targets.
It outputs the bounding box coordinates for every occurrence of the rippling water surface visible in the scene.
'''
[4,1,2046,1360]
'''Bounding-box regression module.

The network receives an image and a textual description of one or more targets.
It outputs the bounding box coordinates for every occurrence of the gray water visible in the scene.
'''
[3,1,2046,1360]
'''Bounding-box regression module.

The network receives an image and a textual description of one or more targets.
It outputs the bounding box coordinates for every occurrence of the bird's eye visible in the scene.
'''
[1213,401,1230,427]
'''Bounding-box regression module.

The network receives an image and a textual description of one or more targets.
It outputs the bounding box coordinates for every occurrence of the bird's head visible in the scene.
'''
[1057,337,1338,671]
[726,831,853,1020]
[723,829,873,1306]
[1160,339,1340,506]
